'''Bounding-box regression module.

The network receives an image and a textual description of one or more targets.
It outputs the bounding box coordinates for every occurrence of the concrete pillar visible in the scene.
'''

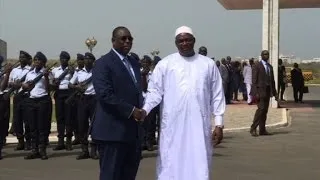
[262,0,279,108]
[0,39,7,59]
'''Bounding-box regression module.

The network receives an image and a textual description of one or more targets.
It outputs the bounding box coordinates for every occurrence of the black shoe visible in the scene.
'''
[24,150,41,160]
[15,139,25,151]
[53,139,65,151]
[72,138,80,145]
[76,152,90,160]
[40,148,48,160]
[66,138,73,151]
[0,150,3,160]
[77,144,90,160]
[25,141,32,151]
[90,144,99,160]
[250,128,258,137]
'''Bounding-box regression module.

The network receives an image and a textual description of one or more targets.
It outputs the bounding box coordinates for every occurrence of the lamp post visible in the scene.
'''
[150,50,160,57]
[85,37,97,53]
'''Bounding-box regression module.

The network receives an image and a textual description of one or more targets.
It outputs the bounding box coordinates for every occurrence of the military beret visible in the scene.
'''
[153,56,161,64]
[143,55,152,62]
[59,51,70,60]
[20,50,32,60]
[0,55,3,64]
[34,52,47,63]
[84,52,95,61]
[77,53,84,60]
[130,52,140,61]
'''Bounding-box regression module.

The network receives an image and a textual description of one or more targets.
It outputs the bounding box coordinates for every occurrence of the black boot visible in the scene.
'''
[72,137,80,145]
[53,138,65,151]
[24,148,40,160]
[25,140,31,151]
[15,138,25,151]
[90,143,99,160]
[66,137,73,151]
[40,146,48,160]
[76,144,90,160]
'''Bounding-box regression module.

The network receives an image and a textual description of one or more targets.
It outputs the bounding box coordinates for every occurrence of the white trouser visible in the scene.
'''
[245,83,252,103]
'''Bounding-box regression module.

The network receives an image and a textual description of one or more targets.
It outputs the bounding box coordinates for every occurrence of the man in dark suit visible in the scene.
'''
[250,50,278,137]
[91,26,144,180]
[290,63,304,103]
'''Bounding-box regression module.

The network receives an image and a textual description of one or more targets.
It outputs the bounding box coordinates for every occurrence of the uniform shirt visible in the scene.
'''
[9,65,32,93]
[69,68,95,95]
[51,66,72,90]
[24,68,53,98]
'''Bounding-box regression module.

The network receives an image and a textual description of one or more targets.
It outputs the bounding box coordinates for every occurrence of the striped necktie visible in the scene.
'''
[123,57,137,83]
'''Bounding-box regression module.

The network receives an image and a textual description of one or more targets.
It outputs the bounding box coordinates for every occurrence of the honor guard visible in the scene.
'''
[0,56,13,160]
[8,51,32,151]
[22,52,53,160]
[51,51,74,151]
[69,52,98,160]
[71,53,85,146]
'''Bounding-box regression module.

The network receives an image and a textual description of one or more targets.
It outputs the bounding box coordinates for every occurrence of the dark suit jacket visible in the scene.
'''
[291,68,304,88]
[250,61,277,99]
[91,49,143,143]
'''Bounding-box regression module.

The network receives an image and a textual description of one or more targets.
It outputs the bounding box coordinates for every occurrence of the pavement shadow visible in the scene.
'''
[142,151,158,158]
[2,151,29,159]
[280,100,320,108]
[49,151,81,158]
[271,130,290,135]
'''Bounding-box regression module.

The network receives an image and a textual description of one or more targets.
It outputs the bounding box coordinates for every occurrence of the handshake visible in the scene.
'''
[132,107,147,121]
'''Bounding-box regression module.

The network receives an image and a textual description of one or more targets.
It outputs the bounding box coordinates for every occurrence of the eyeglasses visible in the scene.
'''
[115,36,134,42]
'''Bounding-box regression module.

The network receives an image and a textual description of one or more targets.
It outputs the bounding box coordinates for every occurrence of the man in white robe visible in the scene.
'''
[243,59,253,104]
[141,26,226,180]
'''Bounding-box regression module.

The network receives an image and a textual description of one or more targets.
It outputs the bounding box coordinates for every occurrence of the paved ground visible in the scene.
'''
[1,86,319,180]
[6,95,285,143]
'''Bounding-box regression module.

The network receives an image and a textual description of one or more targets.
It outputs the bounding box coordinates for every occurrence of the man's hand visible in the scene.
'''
[43,68,50,77]
[22,82,35,91]
[212,126,223,147]
[141,67,150,76]
[132,108,147,121]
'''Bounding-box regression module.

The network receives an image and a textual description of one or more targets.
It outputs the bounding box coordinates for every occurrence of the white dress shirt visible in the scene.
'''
[51,66,72,90]
[9,65,32,93]
[69,68,95,95]
[24,68,53,98]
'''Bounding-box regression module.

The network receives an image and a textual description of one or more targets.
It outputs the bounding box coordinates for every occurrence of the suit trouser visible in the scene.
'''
[77,95,96,145]
[251,86,271,132]
[95,140,142,180]
[12,94,30,141]
[25,96,51,149]
[278,82,286,100]
[0,95,8,149]
[54,90,73,139]
[293,86,303,102]
[142,107,157,145]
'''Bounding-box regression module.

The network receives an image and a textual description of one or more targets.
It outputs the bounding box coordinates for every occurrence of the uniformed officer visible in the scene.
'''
[51,51,74,151]
[8,51,32,151]
[69,52,98,160]
[0,56,13,160]
[22,52,53,160]
[71,53,85,146]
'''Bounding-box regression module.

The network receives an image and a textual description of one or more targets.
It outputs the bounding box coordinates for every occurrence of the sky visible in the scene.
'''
[0,0,319,60]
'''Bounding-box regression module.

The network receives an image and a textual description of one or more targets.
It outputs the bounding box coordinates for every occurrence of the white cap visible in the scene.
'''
[175,26,193,37]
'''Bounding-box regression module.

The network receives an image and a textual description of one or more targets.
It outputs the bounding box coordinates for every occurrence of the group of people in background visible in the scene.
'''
[197,47,306,106]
